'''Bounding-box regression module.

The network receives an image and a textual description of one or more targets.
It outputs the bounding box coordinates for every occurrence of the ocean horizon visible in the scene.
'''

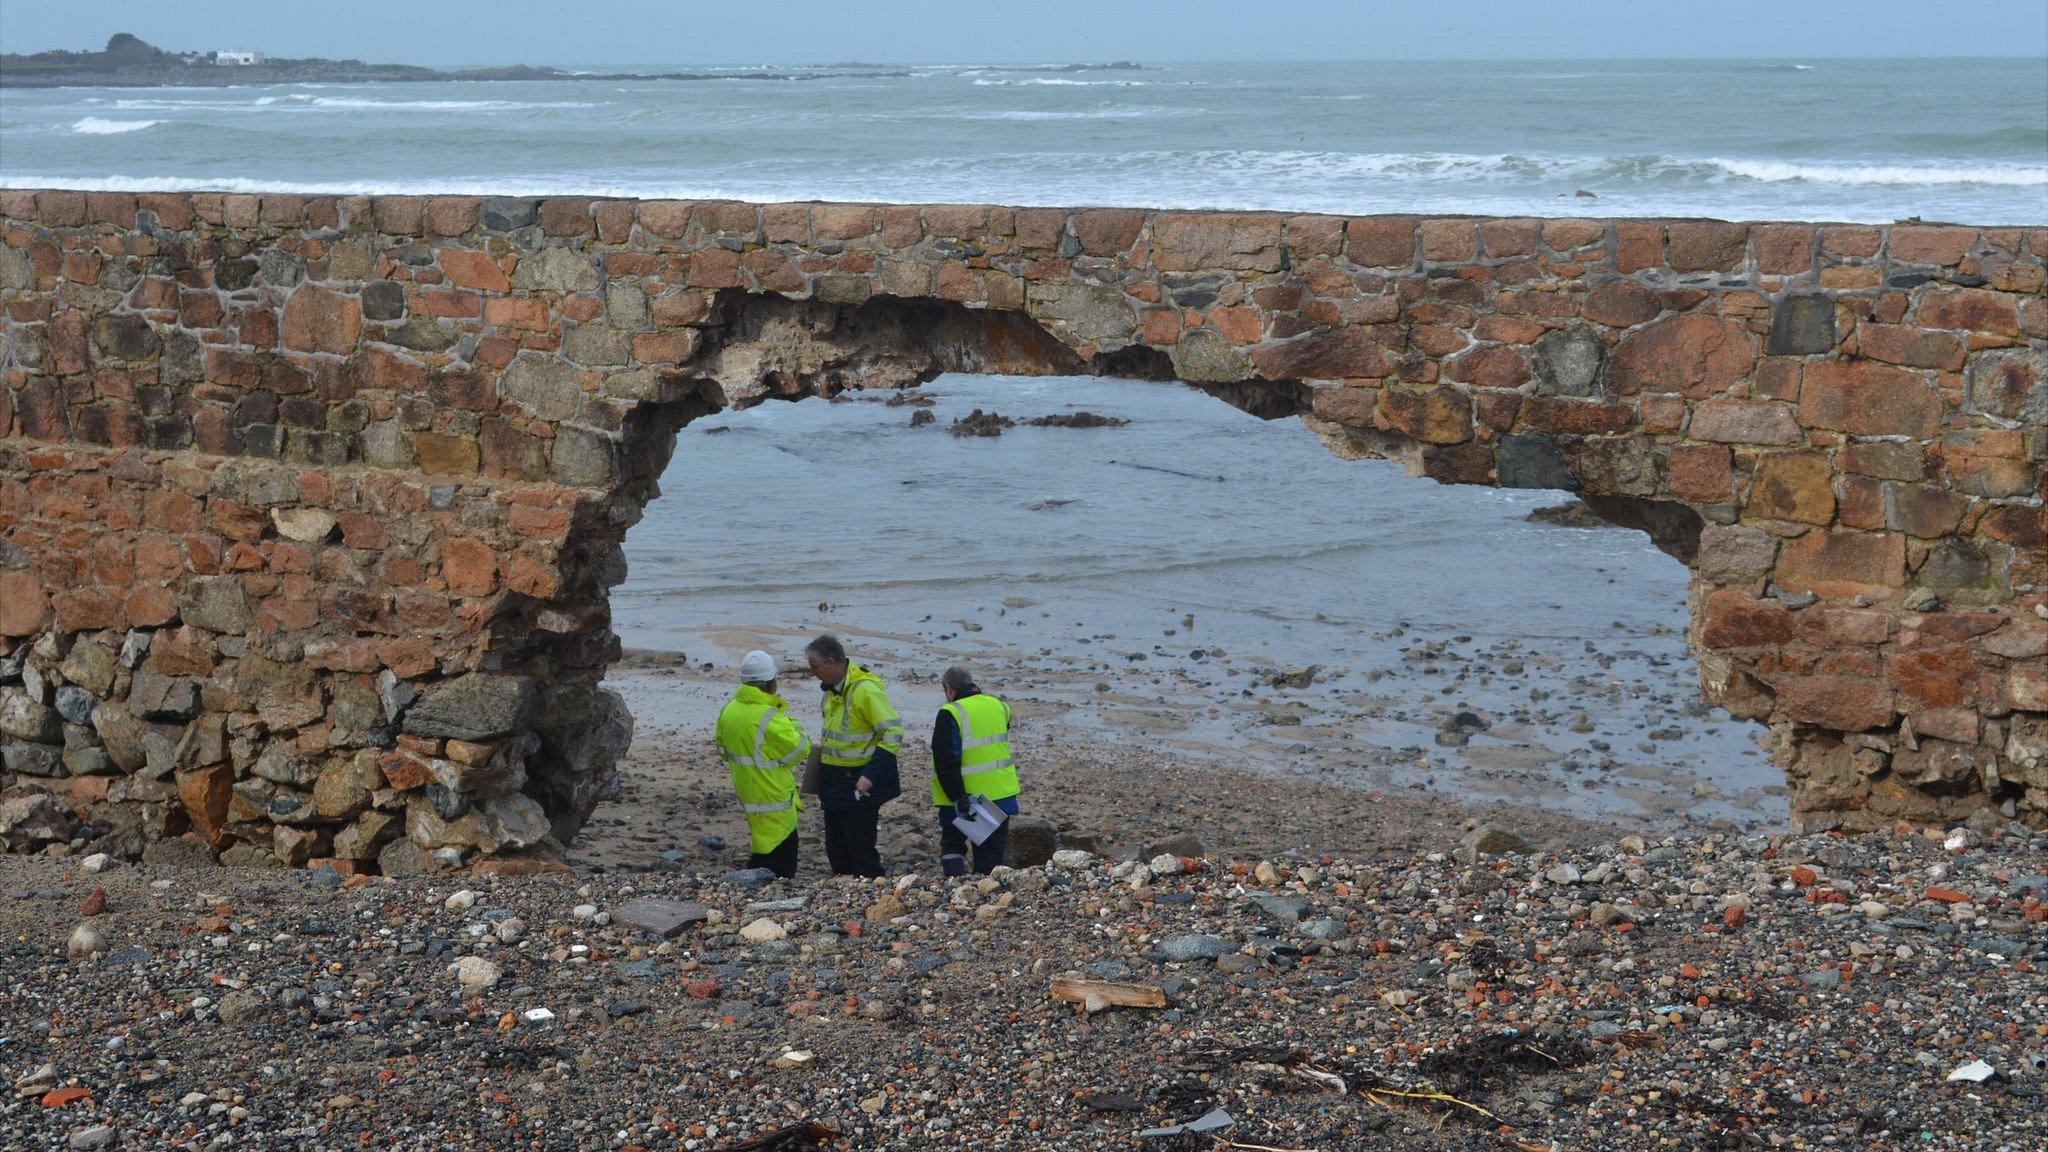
[5,57,2043,224]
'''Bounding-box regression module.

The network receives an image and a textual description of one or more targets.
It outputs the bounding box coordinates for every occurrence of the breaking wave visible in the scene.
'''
[971,77,1153,87]
[70,117,163,135]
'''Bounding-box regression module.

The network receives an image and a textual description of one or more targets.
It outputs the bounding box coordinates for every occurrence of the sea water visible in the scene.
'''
[4,58,2044,222]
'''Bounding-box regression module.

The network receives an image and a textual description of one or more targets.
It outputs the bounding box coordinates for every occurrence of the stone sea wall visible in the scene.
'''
[0,189,2044,868]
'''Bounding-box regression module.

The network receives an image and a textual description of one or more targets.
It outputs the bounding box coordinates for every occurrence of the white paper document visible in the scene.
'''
[947,795,1008,845]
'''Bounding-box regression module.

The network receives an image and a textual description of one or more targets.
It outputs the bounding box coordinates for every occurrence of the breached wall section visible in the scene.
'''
[1,189,2044,867]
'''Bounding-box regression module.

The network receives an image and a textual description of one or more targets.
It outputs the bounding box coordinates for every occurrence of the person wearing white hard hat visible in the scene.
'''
[713,649,808,878]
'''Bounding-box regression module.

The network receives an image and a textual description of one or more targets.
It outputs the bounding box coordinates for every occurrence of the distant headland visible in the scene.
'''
[0,32,1147,88]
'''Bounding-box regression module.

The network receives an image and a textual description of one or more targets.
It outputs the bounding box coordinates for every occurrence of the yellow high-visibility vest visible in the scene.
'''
[716,684,806,854]
[932,692,1020,805]
[820,661,902,769]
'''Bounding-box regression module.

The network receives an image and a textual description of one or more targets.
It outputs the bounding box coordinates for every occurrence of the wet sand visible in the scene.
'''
[575,639,1770,874]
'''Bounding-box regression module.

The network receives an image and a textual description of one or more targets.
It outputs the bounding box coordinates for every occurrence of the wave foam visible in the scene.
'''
[1706,157,2047,187]
[971,77,1150,87]
[304,97,606,110]
[71,117,164,135]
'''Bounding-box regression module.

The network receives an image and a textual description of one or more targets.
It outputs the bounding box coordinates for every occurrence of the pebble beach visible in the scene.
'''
[5,805,2044,1151]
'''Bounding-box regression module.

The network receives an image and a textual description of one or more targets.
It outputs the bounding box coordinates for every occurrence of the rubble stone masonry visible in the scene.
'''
[1,189,2044,868]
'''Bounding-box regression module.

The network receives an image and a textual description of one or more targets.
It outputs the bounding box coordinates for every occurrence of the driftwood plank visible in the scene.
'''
[1050,975,1167,1011]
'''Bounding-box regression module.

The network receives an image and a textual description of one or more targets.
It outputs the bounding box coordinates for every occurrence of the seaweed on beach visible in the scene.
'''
[1417,1029,1589,1098]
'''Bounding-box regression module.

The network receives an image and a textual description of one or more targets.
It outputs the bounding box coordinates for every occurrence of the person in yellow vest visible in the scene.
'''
[714,650,807,879]
[931,665,1021,877]
[804,634,902,877]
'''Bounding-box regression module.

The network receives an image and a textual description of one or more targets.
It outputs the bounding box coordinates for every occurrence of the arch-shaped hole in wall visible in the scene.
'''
[578,356,1780,866]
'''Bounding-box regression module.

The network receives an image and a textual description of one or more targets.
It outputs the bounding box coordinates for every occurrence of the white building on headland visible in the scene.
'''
[214,50,264,66]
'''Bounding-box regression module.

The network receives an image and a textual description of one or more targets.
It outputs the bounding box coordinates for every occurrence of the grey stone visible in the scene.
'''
[220,845,283,869]
[181,577,252,634]
[1532,326,1606,396]
[501,356,582,421]
[332,810,397,861]
[551,426,618,487]
[3,742,64,777]
[271,507,336,542]
[605,282,649,328]
[1765,295,1836,356]
[1696,524,1779,581]
[1919,539,1994,590]
[511,246,599,292]
[377,838,452,876]
[563,325,631,366]
[0,243,32,290]
[0,693,61,742]
[215,256,258,291]
[1250,894,1309,926]
[0,793,72,851]
[1455,825,1531,863]
[1157,934,1234,962]
[1170,327,1253,383]
[405,791,551,853]
[362,421,415,468]
[265,788,317,824]
[1141,833,1208,860]
[612,898,711,939]
[481,197,539,231]
[141,837,219,867]
[377,669,418,724]
[162,329,203,385]
[59,641,118,696]
[1004,815,1059,868]
[430,751,527,799]
[90,703,148,772]
[252,743,314,787]
[1300,917,1346,940]
[721,867,778,889]
[1797,968,1842,990]
[1497,436,1579,491]
[257,249,304,288]
[403,674,536,741]
[91,314,160,361]
[215,988,271,1027]
[382,318,455,353]
[1216,951,1258,975]
[1968,934,2033,958]
[361,280,406,321]
[1027,283,1134,347]
[68,1126,117,1150]
[119,631,152,668]
[53,685,98,726]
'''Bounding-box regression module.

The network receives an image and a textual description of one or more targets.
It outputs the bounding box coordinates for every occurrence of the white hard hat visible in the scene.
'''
[739,650,778,682]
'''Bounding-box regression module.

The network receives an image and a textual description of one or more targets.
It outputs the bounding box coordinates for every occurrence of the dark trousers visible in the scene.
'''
[748,829,799,879]
[822,805,884,877]
[938,805,1012,877]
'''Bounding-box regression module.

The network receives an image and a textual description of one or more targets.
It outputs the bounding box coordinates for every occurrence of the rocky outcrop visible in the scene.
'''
[1,190,2044,867]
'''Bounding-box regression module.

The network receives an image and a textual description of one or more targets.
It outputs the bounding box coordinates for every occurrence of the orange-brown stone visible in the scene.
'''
[1747,452,1836,525]
[1608,314,1753,397]
[439,249,511,293]
[280,286,362,355]
[1798,361,1943,438]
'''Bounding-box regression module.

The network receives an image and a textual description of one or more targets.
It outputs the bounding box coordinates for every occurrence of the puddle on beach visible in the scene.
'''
[601,374,1783,835]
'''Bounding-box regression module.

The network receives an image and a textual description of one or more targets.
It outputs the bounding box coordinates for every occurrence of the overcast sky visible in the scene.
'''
[4,1,2045,65]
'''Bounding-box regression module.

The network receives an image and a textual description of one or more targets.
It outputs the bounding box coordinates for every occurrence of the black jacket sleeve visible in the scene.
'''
[932,707,966,806]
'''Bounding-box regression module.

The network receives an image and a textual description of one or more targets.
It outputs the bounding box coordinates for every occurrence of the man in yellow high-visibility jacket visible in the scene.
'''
[714,650,807,879]
[931,665,1021,877]
[804,634,902,877]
